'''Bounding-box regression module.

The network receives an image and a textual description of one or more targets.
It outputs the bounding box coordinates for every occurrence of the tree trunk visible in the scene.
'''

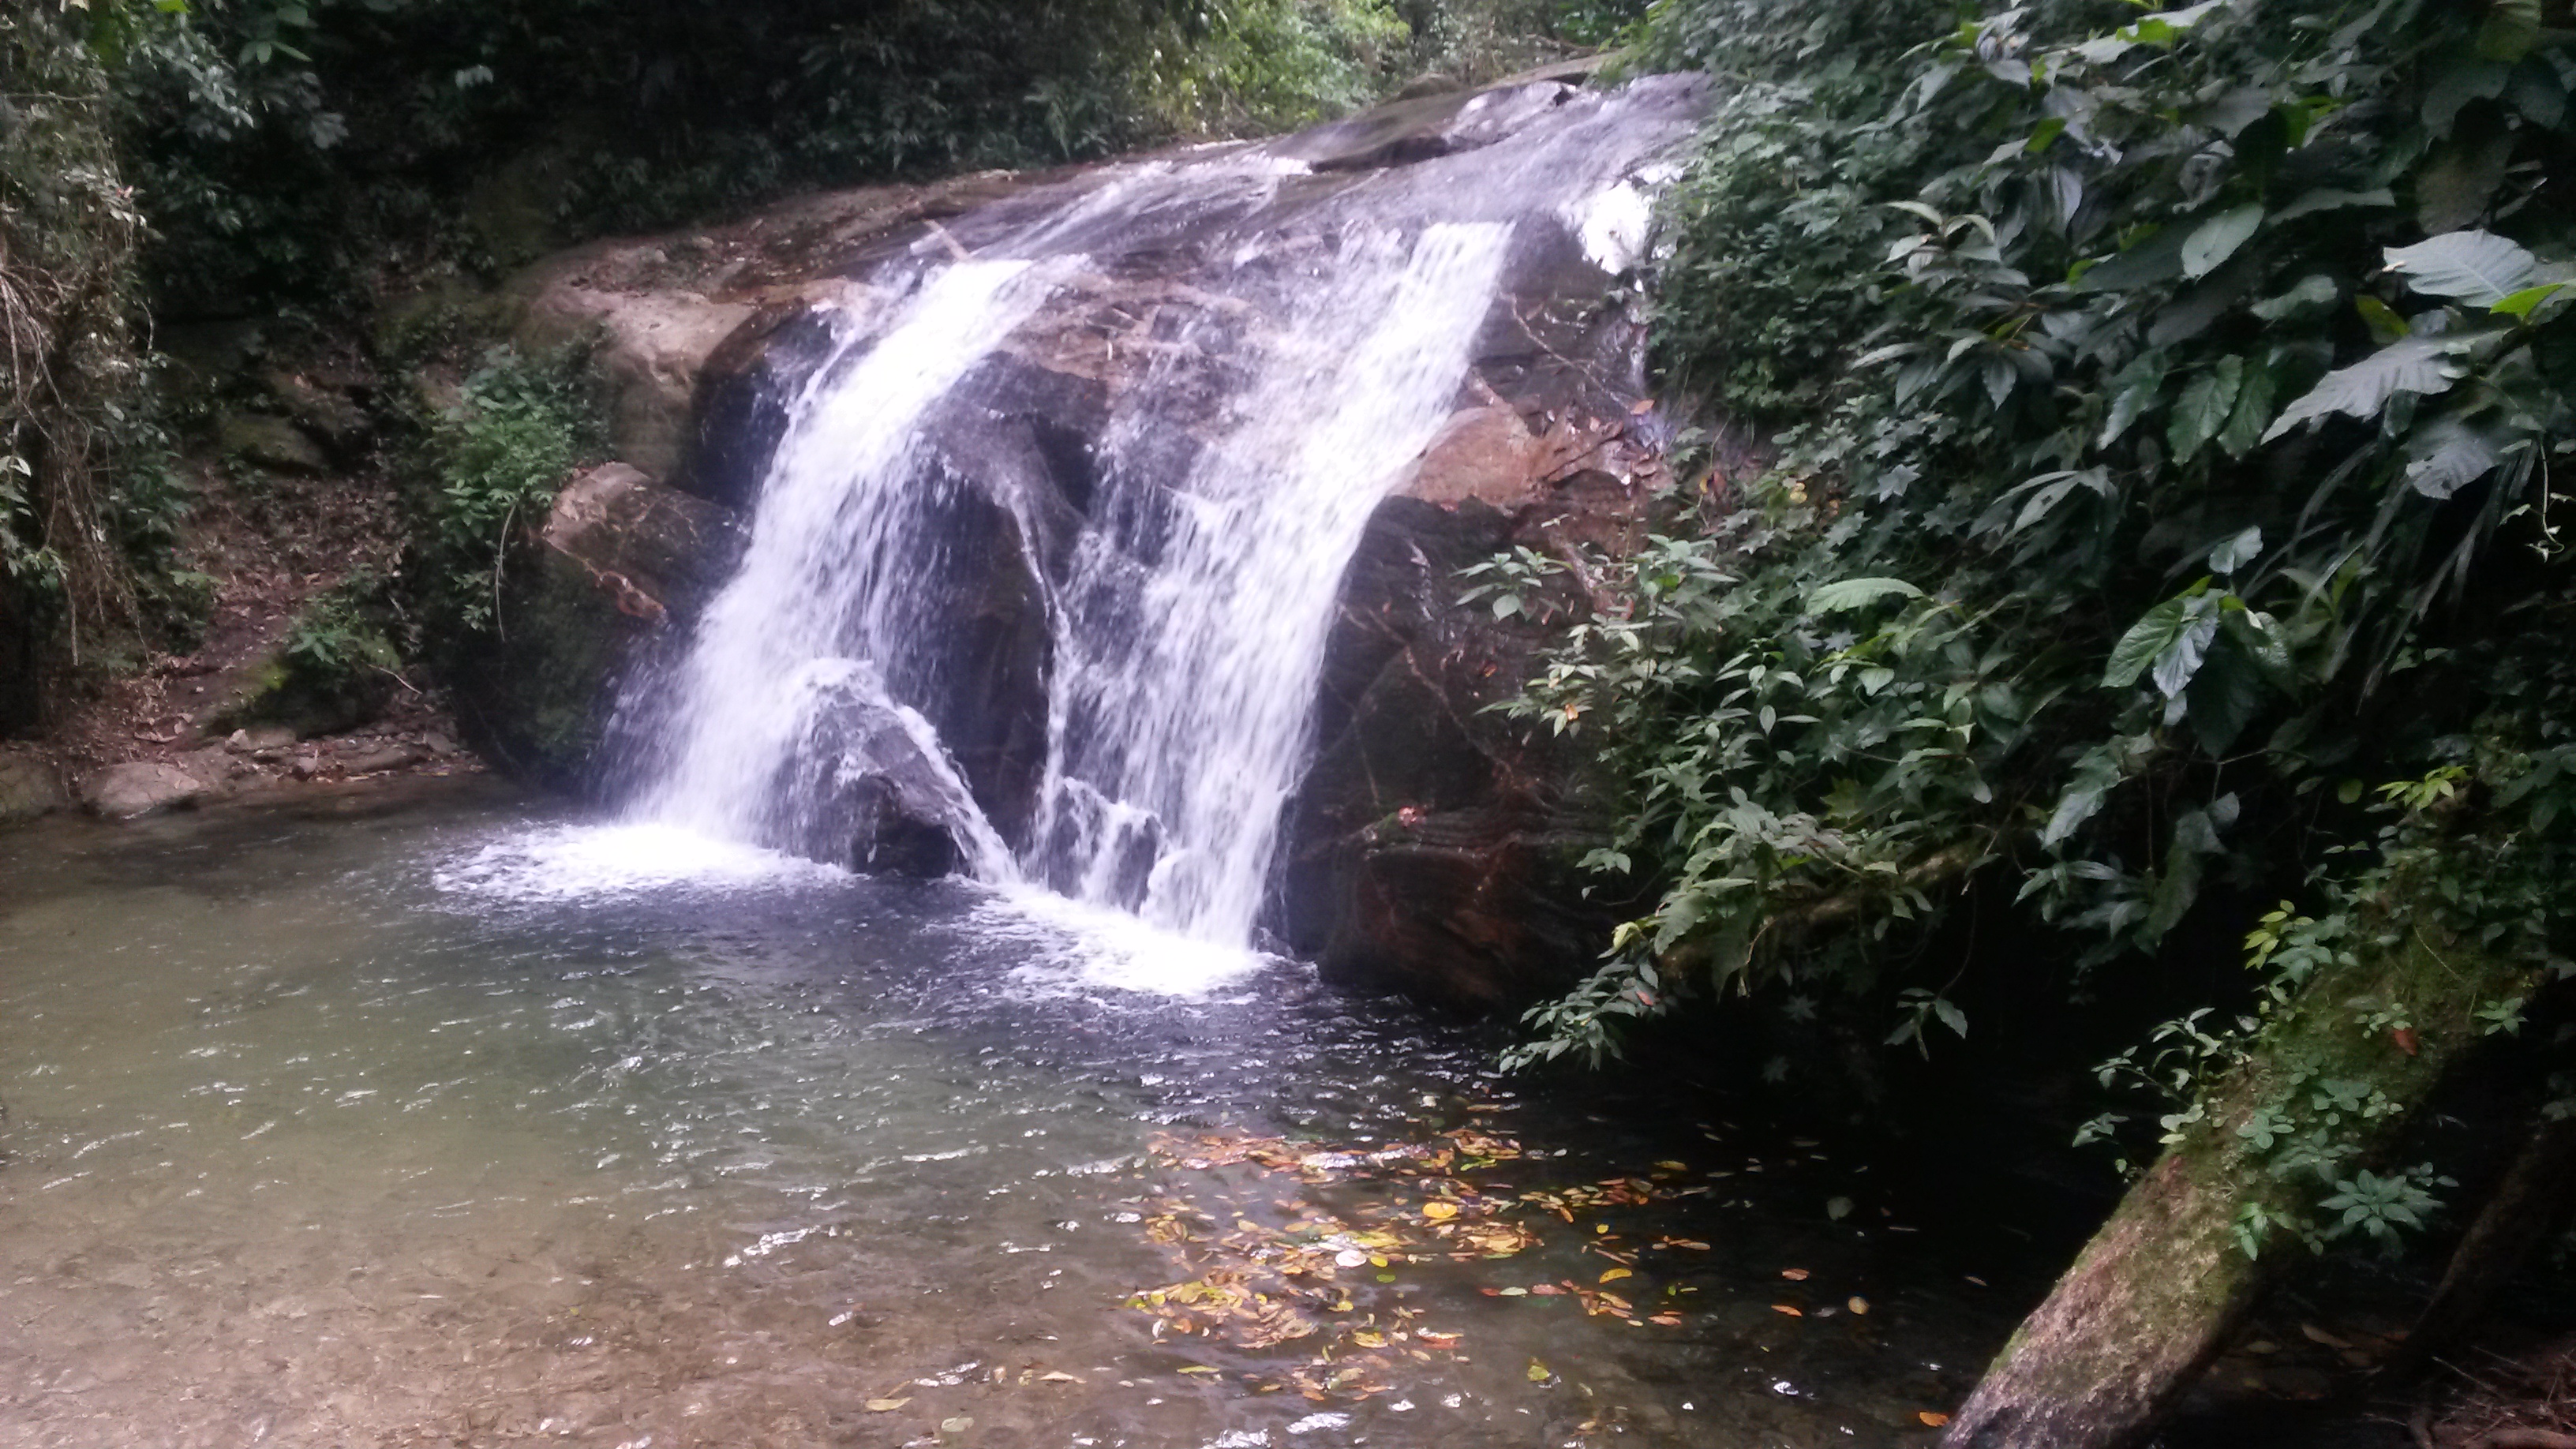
[1945,907,2537,1449]
[2392,1111,2576,1376]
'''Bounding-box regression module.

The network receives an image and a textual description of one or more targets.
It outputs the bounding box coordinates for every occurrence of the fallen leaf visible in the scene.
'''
[1780,1268,1810,1281]
[1527,1359,1551,1383]
[1654,1160,1688,1170]
[865,1398,912,1412]
[1847,1297,1870,1315]
[1599,1267,1633,1282]
[1919,1411,1950,1428]
[1772,1304,1803,1317]
[1499,1286,1527,1297]
[2298,1323,2353,1350]
[1421,1201,1459,1221]
[1039,1371,1082,1383]
[1528,1283,1563,1295]
[1179,1365,1221,1375]
[1648,1312,1683,1326]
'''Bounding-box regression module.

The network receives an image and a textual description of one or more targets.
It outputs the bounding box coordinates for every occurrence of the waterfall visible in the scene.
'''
[626,77,1702,950]
[1026,223,1513,942]
[637,258,1065,879]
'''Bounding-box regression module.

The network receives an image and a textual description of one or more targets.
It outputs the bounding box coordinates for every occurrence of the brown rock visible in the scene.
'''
[81,762,212,819]
[340,743,430,774]
[0,751,67,823]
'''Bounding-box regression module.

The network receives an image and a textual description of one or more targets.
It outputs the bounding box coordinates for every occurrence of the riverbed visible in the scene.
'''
[1,781,2015,1447]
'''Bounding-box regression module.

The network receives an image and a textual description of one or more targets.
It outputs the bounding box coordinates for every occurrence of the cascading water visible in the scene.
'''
[1026,223,1512,942]
[636,259,1065,880]
[627,77,1703,951]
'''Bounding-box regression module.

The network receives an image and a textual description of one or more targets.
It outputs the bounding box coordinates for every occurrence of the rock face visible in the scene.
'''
[80,761,214,819]
[464,73,1710,1010]
[450,462,739,786]
[0,751,67,824]
[763,674,987,879]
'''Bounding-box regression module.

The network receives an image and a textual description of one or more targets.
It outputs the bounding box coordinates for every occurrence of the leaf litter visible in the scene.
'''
[1116,1118,1720,1402]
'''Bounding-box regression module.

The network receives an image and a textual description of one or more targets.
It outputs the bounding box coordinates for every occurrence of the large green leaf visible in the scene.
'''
[2105,595,2190,691]
[2270,189,2394,225]
[2262,335,2473,441]
[1807,577,1926,614]
[2402,415,2503,500]
[2097,350,2167,446]
[2073,223,2189,293]
[2182,204,2264,279]
[2383,230,2539,306]
[2168,358,2243,463]
[2216,361,2278,457]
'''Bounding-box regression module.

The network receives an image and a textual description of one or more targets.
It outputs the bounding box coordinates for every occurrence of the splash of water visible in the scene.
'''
[1027,222,1515,942]
[637,257,1065,871]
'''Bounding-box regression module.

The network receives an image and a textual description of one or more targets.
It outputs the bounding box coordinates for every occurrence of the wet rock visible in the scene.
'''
[183,743,252,785]
[259,369,374,462]
[81,761,213,819]
[507,278,756,489]
[340,742,430,775]
[844,776,960,878]
[446,462,742,789]
[0,751,67,823]
[769,670,985,878]
[217,412,331,476]
[227,724,297,754]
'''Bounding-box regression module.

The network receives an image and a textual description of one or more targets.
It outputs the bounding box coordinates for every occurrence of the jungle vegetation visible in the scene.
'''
[0,0,1635,724]
[1475,0,2575,1273]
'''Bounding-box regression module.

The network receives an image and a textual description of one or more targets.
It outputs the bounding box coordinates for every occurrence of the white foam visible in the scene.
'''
[432,823,848,904]
[977,886,1265,1000]
[1567,178,1655,272]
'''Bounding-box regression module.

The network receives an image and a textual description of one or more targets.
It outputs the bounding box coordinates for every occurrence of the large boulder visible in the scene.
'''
[0,751,67,824]
[447,462,740,788]
[461,73,1713,1010]
[758,664,994,878]
[80,761,214,820]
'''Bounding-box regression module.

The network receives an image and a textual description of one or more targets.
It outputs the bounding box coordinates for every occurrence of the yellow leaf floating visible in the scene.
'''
[1848,1296,1870,1315]
[1598,1267,1632,1282]
[1421,1200,1460,1221]
[1526,1359,1551,1383]
[1919,1411,1951,1428]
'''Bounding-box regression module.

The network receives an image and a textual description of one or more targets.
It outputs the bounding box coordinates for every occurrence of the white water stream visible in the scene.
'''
[629,79,1701,955]
[1028,221,1512,942]
[637,258,1065,880]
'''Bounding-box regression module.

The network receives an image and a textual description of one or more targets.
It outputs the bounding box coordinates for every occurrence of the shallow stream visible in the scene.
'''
[1,782,2019,1447]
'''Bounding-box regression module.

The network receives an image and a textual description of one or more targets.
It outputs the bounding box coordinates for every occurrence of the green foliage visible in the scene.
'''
[1504,0,2576,1111]
[1,2,174,719]
[410,346,594,642]
[99,0,1594,318]
[260,566,402,726]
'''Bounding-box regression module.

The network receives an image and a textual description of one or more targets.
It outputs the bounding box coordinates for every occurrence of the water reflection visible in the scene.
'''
[0,784,2008,1447]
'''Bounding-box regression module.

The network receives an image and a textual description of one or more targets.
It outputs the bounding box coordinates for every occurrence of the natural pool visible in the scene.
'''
[1,781,2018,1447]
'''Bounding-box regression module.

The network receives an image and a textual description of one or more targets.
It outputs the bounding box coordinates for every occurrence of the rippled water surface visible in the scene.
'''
[1,782,2014,1447]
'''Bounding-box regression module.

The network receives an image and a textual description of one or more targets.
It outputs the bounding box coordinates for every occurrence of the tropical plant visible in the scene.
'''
[1502,0,2576,1225]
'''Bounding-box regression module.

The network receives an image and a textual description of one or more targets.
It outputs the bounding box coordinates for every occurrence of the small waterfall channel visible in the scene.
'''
[633,77,1702,948]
